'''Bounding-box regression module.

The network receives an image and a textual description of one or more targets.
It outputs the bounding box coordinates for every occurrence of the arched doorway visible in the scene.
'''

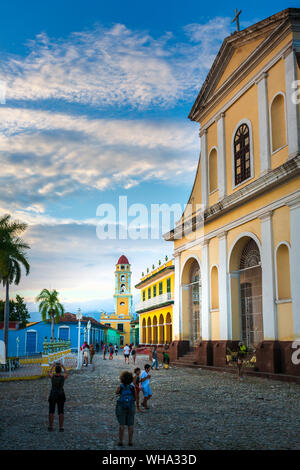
[142,318,146,344]
[153,316,158,344]
[159,314,164,344]
[147,317,152,344]
[166,312,172,343]
[229,236,263,349]
[181,257,202,345]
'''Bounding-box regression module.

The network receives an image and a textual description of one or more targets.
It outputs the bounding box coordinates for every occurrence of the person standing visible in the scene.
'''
[115,344,118,356]
[140,364,152,410]
[83,342,90,367]
[131,345,136,365]
[95,342,99,353]
[103,343,108,360]
[48,362,68,432]
[109,343,114,360]
[133,367,142,412]
[89,343,95,364]
[151,345,159,370]
[115,371,136,446]
[123,344,130,364]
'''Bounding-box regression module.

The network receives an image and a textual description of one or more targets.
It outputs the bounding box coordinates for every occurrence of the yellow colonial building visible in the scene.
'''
[135,258,174,346]
[100,255,133,346]
[164,8,300,375]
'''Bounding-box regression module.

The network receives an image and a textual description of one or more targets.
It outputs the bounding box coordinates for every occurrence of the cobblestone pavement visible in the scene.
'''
[1,353,300,450]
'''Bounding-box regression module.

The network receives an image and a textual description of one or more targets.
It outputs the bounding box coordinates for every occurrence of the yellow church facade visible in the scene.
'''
[164,8,300,375]
[135,259,174,346]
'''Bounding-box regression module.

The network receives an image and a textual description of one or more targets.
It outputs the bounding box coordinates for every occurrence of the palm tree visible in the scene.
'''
[0,214,30,359]
[36,289,64,340]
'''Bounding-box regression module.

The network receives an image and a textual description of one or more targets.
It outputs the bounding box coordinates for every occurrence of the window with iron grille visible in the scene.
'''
[148,287,151,299]
[153,284,157,297]
[142,290,145,301]
[167,278,171,293]
[234,123,251,185]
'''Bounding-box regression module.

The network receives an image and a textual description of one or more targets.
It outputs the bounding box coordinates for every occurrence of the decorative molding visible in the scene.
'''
[165,155,300,242]
[255,71,269,85]
[171,188,300,255]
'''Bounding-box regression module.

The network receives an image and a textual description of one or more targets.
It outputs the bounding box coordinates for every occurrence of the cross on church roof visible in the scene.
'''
[232,8,242,32]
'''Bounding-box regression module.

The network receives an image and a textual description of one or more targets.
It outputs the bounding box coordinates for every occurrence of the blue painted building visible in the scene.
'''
[0,312,106,357]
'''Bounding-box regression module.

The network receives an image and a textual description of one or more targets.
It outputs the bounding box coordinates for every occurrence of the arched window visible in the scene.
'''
[209,148,218,193]
[271,94,286,153]
[276,243,291,300]
[234,123,251,186]
[211,266,219,310]
[120,274,126,282]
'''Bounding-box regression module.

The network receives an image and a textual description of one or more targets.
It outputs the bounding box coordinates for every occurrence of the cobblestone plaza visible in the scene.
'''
[1,354,300,450]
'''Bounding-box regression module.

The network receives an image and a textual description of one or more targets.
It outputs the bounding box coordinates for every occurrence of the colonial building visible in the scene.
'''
[100,255,133,346]
[164,8,300,375]
[135,258,174,346]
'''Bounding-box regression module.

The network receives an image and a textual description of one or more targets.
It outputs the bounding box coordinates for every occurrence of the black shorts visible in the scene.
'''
[48,398,65,414]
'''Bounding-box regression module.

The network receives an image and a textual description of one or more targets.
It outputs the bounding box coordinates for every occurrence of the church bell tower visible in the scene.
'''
[114,255,133,317]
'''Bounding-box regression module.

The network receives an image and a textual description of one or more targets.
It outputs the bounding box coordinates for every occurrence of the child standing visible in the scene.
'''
[133,368,142,412]
[115,371,136,446]
[140,364,152,410]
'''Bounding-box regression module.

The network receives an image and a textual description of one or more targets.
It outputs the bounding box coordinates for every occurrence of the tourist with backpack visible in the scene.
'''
[115,371,136,446]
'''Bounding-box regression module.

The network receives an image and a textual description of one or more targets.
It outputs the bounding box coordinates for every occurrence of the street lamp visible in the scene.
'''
[87,320,91,344]
[76,308,83,369]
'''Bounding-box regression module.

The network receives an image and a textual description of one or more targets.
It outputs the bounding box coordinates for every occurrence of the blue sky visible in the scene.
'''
[0,0,294,319]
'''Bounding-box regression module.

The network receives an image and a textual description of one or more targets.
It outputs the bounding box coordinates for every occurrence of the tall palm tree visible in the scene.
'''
[0,214,30,359]
[36,289,64,340]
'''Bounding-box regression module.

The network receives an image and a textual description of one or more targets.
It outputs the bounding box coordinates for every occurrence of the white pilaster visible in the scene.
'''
[200,128,208,208]
[216,113,227,199]
[260,211,277,340]
[256,72,271,174]
[288,197,300,339]
[173,254,181,341]
[201,240,210,340]
[284,48,300,158]
[218,231,230,340]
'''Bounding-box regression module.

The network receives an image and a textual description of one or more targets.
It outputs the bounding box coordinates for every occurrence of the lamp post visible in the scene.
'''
[16,336,20,357]
[76,308,83,369]
[87,320,91,344]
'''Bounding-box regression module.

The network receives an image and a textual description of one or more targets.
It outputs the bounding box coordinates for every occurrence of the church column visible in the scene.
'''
[173,254,181,341]
[256,72,271,174]
[216,113,227,199]
[284,47,300,158]
[288,196,300,339]
[218,231,230,340]
[200,128,208,209]
[260,211,277,340]
[201,240,211,340]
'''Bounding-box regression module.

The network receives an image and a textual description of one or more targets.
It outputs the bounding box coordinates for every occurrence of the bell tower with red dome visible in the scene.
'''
[114,255,133,318]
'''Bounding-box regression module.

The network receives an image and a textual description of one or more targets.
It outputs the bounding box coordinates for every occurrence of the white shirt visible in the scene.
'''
[141,370,150,387]
[123,345,130,355]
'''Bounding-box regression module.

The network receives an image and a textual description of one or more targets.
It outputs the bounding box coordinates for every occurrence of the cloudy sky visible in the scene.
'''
[0,0,289,319]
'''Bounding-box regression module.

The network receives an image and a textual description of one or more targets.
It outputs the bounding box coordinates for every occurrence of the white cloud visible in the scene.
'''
[0,20,231,109]
[0,107,198,208]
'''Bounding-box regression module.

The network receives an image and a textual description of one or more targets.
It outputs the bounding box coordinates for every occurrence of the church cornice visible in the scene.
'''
[164,154,300,242]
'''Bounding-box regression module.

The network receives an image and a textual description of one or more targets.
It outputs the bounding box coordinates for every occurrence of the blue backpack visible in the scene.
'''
[120,384,134,409]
